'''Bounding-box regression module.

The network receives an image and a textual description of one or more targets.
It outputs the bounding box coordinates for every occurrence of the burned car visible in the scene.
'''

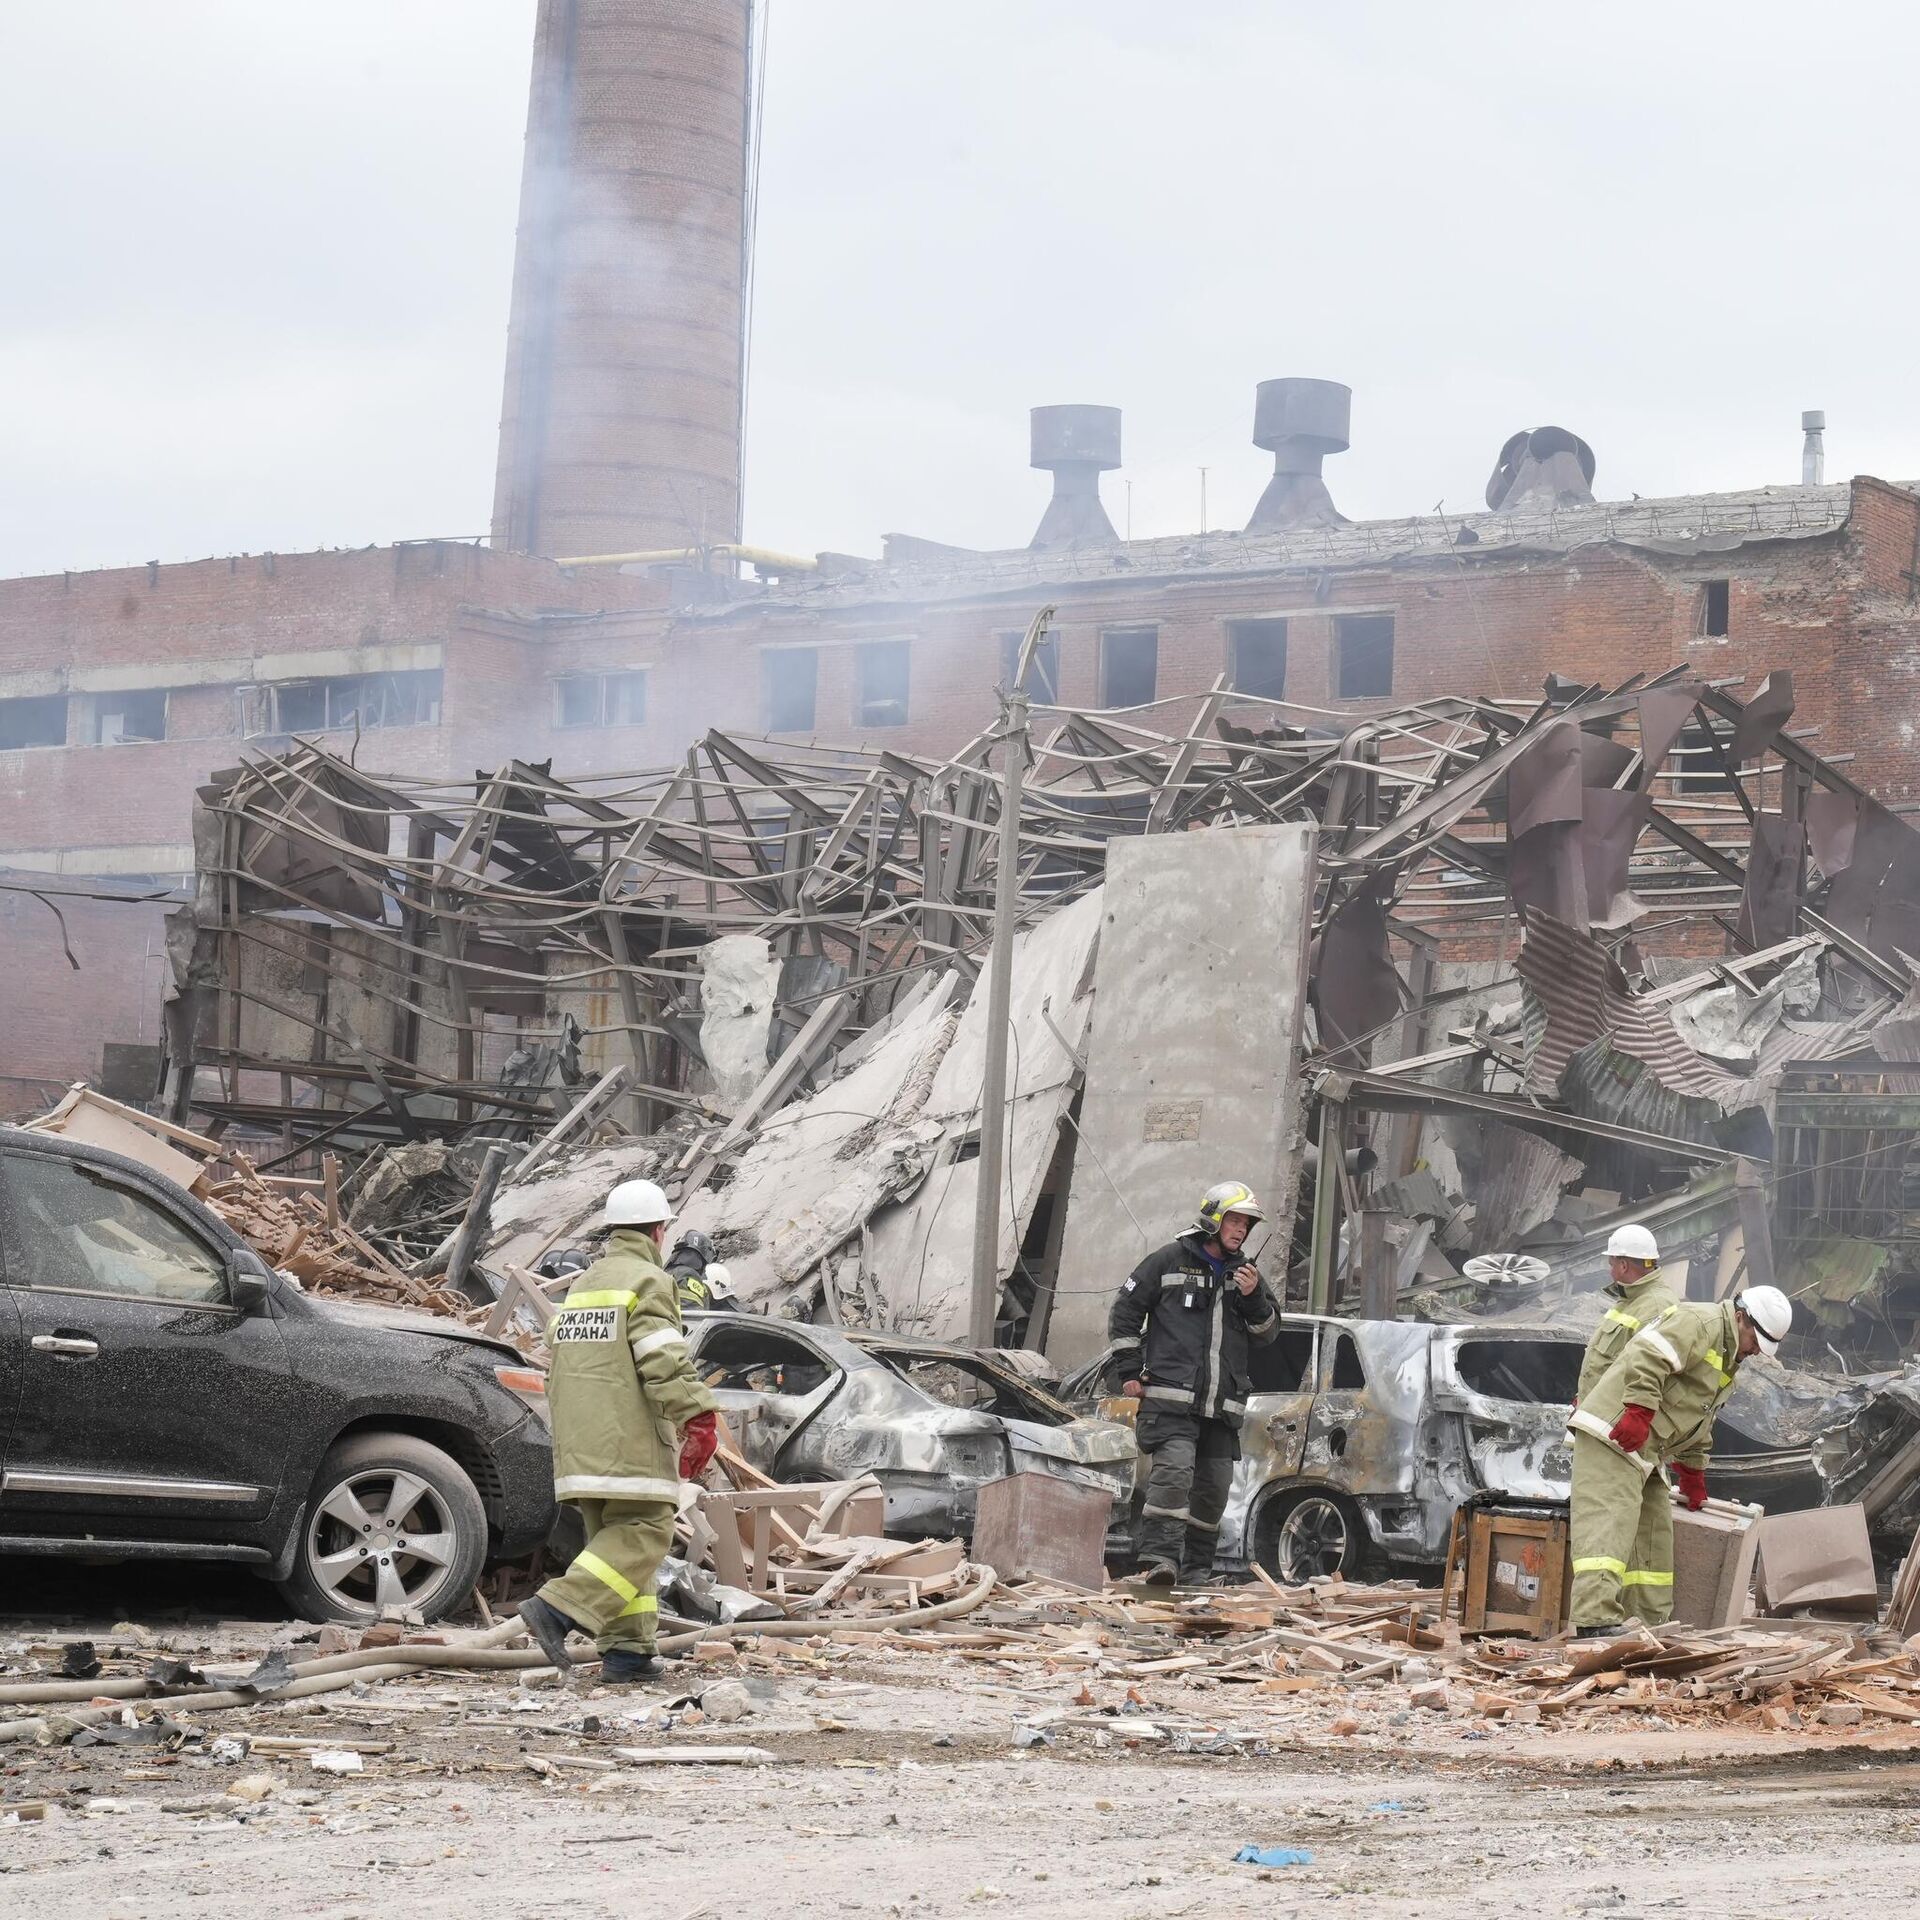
[1068,1314,1584,1580]
[1068,1310,1830,1581]
[682,1313,1135,1536]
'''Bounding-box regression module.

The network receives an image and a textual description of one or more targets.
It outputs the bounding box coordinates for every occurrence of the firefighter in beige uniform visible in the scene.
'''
[1570,1225,1678,1623]
[517,1179,717,1682]
[1567,1284,1792,1634]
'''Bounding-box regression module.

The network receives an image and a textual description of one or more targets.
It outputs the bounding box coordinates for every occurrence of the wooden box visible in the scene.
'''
[1460,1503,1572,1638]
[970,1472,1114,1590]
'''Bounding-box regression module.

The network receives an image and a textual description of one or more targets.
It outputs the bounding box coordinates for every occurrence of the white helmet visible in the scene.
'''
[603,1178,674,1230]
[705,1261,736,1301]
[1736,1285,1792,1356]
[1605,1224,1660,1264]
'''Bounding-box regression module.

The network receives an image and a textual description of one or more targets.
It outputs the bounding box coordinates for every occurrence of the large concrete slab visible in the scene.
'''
[1044,825,1316,1369]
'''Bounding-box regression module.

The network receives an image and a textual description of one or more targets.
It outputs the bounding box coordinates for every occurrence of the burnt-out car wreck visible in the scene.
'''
[1068,1311,1831,1582]
[683,1313,1136,1537]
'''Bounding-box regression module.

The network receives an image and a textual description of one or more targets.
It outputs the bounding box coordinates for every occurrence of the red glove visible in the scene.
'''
[1672,1463,1709,1511]
[1608,1404,1655,1455]
[678,1410,719,1481]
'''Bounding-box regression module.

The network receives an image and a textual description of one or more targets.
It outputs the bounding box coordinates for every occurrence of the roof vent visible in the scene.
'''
[1801,409,1826,487]
[1029,405,1121,549]
[1245,378,1350,533]
[1486,426,1596,512]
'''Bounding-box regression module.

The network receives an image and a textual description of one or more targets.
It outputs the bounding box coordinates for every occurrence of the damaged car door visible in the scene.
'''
[686,1316,842,1474]
[0,1146,293,1537]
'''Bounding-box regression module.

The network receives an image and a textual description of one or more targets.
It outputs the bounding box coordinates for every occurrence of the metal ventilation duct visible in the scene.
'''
[1245,379,1350,533]
[1029,405,1121,549]
[1485,426,1596,512]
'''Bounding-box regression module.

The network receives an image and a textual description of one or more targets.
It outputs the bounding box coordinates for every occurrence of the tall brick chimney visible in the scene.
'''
[491,0,753,561]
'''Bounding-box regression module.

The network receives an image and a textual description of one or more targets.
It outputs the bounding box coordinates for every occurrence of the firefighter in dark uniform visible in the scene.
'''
[1107,1181,1281,1585]
[667,1229,727,1314]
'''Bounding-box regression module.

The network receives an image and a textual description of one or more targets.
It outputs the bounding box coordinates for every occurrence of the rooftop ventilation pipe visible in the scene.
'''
[1802,410,1826,487]
[1485,426,1596,512]
[1029,405,1121,549]
[1245,379,1351,533]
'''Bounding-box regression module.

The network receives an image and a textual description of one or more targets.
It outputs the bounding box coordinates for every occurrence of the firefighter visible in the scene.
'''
[1567,1285,1793,1635]
[667,1228,724,1314]
[1107,1181,1282,1586]
[517,1179,719,1682]
[1578,1225,1677,1402]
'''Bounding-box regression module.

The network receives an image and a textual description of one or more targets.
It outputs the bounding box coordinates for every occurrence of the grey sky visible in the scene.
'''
[2,2,1914,580]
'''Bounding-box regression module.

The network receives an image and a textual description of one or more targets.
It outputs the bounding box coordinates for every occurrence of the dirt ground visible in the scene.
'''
[7,1563,1920,1919]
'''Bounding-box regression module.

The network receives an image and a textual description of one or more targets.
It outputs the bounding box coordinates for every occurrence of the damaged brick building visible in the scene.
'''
[4,0,1920,1113]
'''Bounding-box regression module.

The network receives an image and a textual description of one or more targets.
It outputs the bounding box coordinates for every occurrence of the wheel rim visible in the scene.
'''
[1276,1496,1350,1581]
[306,1468,461,1618]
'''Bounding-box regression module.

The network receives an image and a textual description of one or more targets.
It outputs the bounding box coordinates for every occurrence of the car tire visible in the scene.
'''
[278,1432,489,1625]
[1259,1488,1380,1584]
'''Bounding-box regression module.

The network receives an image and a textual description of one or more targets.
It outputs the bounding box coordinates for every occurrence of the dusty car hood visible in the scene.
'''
[299,1293,520,1362]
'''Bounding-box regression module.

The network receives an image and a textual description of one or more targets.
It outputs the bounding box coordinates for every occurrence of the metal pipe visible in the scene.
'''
[969,606,1054,1349]
[552,543,819,572]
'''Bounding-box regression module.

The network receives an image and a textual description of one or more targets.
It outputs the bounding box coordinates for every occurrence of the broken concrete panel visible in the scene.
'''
[673,980,961,1316]
[1044,826,1315,1370]
[866,889,1103,1340]
[699,935,783,1113]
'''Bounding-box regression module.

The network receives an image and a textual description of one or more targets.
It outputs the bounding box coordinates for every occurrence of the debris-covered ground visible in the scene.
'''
[9,1566,1920,1918]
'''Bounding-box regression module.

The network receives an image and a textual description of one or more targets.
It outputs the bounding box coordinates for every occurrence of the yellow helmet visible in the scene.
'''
[1196,1181,1265,1235]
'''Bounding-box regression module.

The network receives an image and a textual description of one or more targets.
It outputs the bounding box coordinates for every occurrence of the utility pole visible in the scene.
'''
[1198,466,1209,533]
[969,604,1055,1349]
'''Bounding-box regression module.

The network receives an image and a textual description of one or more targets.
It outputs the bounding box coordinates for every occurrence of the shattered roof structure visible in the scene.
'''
[161,664,1920,1356]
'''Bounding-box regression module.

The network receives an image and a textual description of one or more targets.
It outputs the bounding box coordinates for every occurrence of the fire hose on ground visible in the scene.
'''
[0,1562,1000,1744]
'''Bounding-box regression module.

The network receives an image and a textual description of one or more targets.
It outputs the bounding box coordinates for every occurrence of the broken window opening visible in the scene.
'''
[256,670,442,737]
[0,693,69,750]
[1227,618,1289,700]
[1334,614,1394,699]
[999,629,1060,703]
[1672,720,1736,796]
[693,1320,836,1398]
[1248,1325,1316,1395]
[553,670,647,730]
[1703,579,1731,638]
[1099,625,1158,708]
[855,639,911,728]
[762,647,818,733]
[93,688,168,744]
[1452,1338,1582,1404]
[1329,1332,1367,1389]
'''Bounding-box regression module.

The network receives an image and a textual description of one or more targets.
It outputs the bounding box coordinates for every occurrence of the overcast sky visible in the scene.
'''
[3,2,1916,580]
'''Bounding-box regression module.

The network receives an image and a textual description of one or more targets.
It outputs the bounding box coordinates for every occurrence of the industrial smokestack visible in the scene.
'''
[1029,405,1121,549]
[1485,426,1596,512]
[1802,409,1826,487]
[1245,379,1350,533]
[491,0,753,561]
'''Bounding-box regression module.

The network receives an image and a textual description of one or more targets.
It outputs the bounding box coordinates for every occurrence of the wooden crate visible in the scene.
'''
[1460,1503,1572,1638]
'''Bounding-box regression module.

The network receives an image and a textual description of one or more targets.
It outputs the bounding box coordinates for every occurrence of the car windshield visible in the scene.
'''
[868,1347,1073,1427]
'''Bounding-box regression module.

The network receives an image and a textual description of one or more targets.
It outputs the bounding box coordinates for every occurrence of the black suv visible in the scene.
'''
[0,1128,555,1622]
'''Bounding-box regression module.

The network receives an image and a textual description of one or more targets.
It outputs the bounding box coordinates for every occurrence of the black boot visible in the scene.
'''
[517,1594,578,1670]
[600,1647,661,1683]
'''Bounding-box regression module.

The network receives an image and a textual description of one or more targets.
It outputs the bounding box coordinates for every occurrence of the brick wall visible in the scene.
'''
[7,481,1920,1110]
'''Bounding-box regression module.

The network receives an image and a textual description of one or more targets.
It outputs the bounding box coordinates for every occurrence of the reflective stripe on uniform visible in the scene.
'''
[1622,1569,1674,1588]
[1221,1397,1247,1418]
[615,1592,661,1620]
[1567,1407,1657,1476]
[1602,1307,1642,1330]
[1112,1336,1142,1351]
[1634,1325,1684,1370]
[1573,1555,1627,1578]
[1244,1311,1277,1337]
[1143,1384,1193,1405]
[1141,1503,1193,1523]
[629,1326,686,1360]
[1705,1349,1734,1388]
[576,1550,640,1604]
[554,1473,683,1502]
[563,1288,640,1311]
